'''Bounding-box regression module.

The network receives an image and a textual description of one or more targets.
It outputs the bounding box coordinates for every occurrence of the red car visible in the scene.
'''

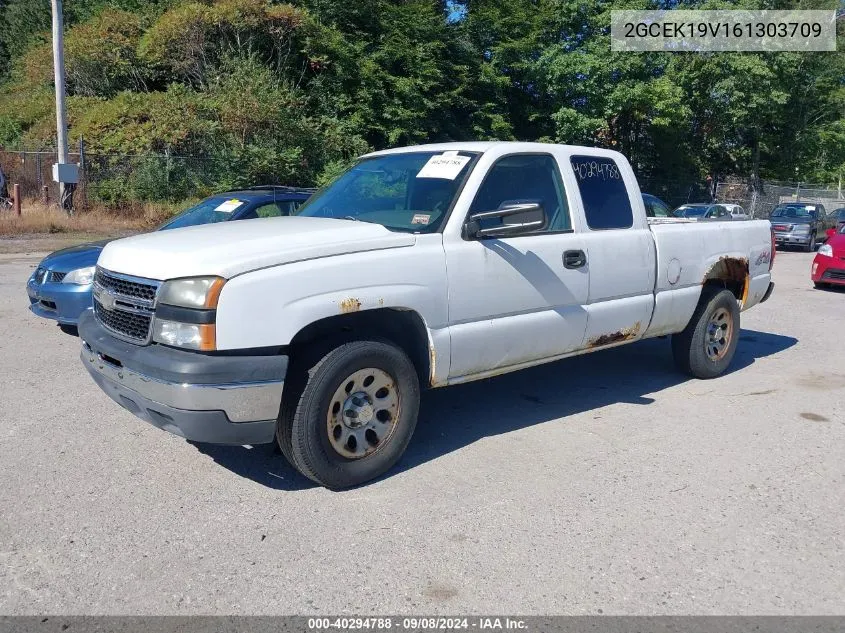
[812,224,845,288]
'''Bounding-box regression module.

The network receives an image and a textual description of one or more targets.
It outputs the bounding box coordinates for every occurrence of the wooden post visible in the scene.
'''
[13,183,21,216]
[42,185,49,203]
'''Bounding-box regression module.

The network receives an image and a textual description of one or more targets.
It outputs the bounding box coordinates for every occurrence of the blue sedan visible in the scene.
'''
[27,186,314,331]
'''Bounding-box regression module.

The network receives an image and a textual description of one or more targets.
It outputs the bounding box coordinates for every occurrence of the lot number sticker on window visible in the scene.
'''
[215,199,244,213]
[416,152,470,180]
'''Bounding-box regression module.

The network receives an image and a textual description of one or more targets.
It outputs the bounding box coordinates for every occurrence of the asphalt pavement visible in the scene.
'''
[0,250,842,615]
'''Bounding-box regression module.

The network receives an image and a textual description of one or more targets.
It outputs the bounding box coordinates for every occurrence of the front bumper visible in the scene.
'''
[812,256,845,286]
[27,280,92,325]
[774,232,812,246]
[78,310,286,445]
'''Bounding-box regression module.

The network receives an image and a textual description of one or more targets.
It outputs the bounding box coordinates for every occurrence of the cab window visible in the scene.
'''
[570,156,633,229]
[469,154,570,233]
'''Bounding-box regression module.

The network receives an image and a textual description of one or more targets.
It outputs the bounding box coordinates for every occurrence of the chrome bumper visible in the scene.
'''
[81,342,283,423]
[774,232,811,244]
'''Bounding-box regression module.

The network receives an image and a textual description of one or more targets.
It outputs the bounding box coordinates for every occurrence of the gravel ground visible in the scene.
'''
[0,250,842,615]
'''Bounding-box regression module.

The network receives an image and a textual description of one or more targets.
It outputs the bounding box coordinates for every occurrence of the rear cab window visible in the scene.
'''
[570,156,633,229]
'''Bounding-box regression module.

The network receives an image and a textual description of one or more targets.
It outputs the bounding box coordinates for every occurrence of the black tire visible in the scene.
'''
[277,340,420,489]
[803,233,816,252]
[814,281,828,290]
[671,287,740,379]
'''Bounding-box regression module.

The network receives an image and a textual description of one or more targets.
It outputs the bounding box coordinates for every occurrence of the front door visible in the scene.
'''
[444,153,589,381]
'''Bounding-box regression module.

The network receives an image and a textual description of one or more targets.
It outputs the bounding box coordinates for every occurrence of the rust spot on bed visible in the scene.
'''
[587,322,641,348]
[703,256,748,285]
[339,297,361,313]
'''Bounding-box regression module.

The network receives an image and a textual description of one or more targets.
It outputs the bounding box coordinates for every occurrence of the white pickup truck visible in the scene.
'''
[79,142,775,488]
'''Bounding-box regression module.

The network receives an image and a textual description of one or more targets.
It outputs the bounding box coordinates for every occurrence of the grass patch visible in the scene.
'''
[0,199,182,236]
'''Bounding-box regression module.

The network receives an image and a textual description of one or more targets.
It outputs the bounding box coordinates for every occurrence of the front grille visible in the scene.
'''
[822,268,845,281]
[94,299,152,342]
[95,268,158,302]
[49,271,66,283]
[93,267,160,343]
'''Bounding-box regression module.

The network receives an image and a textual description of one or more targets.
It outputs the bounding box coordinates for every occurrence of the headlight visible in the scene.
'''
[158,276,225,309]
[152,319,216,351]
[62,265,96,285]
[818,244,833,257]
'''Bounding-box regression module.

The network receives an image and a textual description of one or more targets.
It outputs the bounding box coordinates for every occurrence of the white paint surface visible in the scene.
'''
[96,141,773,383]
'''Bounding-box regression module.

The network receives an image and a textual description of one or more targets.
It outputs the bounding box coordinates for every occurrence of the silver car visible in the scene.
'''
[723,204,750,220]
[770,202,835,252]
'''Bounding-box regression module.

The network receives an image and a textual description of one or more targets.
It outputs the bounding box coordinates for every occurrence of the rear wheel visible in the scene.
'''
[672,287,740,379]
[277,340,420,489]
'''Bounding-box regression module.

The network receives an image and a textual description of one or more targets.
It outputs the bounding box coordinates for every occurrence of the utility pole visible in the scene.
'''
[51,0,78,213]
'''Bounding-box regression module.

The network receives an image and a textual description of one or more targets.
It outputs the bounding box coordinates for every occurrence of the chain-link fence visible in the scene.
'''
[715,177,845,218]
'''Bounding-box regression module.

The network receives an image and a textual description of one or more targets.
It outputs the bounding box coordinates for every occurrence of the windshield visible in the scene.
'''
[294,151,477,232]
[771,204,817,219]
[159,196,249,230]
[675,205,708,217]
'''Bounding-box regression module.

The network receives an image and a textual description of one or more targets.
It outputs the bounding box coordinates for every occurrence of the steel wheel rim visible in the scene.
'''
[705,307,733,361]
[326,367,400,459]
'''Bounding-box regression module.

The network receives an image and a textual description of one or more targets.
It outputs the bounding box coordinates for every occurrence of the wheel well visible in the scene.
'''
[702,256,749,302]
[288,309,432,387]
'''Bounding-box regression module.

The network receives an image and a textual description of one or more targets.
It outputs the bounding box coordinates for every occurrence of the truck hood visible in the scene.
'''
[97,217,416,280]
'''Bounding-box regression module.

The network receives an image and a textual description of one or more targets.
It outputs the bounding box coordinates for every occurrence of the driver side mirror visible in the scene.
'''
[464,202,547,239]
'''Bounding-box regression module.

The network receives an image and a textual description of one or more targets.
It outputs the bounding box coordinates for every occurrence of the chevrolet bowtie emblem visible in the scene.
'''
[95,286,117,310]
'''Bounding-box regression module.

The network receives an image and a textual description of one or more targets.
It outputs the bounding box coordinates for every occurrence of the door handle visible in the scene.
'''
[563,249,587,269]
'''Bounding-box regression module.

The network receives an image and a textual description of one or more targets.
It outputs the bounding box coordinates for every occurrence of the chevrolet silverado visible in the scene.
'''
[79,142,776,488]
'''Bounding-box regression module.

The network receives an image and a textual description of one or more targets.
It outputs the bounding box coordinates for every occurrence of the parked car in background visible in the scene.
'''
[642,193,673,217]
[769,202,835,252]
[723,204,750,220]
[672,203,732,220]
[812,223,845,289]
[831,207,845,230]
[27,186,315,332]
[78,141,775,488]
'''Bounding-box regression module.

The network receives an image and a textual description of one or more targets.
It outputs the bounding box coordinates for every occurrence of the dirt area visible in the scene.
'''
[0,250,842,615]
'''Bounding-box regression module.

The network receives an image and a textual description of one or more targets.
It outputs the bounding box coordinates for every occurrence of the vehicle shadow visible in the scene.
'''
[816,284,845,293]
[192,328,797,491]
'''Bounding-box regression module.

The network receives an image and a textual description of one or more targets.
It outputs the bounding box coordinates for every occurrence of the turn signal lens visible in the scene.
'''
[152,319,216,351]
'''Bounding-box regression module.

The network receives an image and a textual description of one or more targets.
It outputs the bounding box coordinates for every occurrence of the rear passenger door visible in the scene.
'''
[567,155,656,347]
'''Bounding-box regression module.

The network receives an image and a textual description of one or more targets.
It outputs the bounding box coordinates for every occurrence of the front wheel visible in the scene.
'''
[672,288,740,379]
[803,233,817,252]
[278,340,420,489]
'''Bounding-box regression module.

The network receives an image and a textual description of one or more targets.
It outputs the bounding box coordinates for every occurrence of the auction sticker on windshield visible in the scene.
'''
[215,199,243,213]
[416,152,471,180]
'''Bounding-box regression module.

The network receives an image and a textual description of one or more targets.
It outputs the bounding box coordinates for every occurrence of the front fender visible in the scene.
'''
[213,239,449,370]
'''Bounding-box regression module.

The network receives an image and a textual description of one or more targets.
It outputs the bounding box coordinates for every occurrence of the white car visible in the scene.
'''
[79,142,776,488]
[724,203,751,220]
